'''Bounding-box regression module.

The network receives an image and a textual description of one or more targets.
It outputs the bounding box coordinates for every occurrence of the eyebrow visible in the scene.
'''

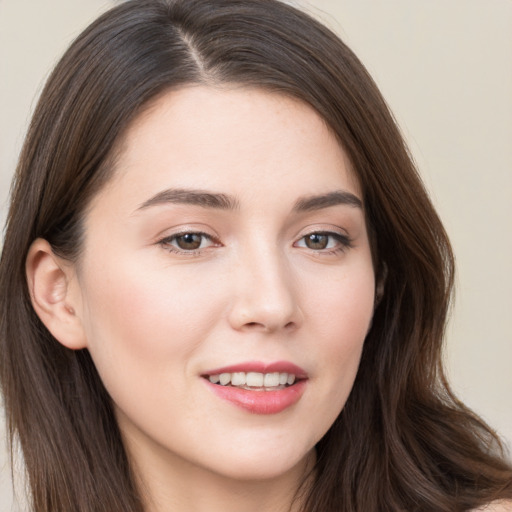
[136,188,240,211]
[292,190,362,212]
[135,188,362,213]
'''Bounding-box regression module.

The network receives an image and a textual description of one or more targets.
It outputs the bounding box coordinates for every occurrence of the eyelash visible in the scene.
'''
[294,231,353,255]
[158,231,219,255]
[158,230,353,256]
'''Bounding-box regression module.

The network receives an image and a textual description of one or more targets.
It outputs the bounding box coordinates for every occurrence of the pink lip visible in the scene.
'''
[204,379,307,414]
[201,360,308,415]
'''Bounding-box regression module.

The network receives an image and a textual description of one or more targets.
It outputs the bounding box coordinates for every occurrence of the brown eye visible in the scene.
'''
[304,233,329,250]
[160,232,216,253]
[295,231,352,253]
[174,233,204,250]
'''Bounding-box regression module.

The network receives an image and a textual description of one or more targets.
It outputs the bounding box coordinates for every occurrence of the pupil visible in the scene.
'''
[177,233,202,250]
[306,233,328,249]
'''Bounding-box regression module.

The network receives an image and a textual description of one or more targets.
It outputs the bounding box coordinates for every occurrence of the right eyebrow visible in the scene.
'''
[135,188,240,212]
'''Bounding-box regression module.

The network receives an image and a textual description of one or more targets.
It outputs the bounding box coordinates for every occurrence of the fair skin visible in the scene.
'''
[27,86,374,511]
[474,504,512,512]
[25,87,512,512]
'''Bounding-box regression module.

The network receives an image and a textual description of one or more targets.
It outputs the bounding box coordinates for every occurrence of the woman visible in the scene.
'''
[0,0,511,511]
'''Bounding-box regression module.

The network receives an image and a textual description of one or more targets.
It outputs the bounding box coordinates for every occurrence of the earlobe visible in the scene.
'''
[26,238,87,350]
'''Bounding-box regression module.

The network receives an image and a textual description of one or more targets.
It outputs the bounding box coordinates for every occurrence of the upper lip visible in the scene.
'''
[202,360,308,379]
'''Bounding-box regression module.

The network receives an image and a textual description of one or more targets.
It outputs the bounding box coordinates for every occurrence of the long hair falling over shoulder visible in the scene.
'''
[0,1,511,511]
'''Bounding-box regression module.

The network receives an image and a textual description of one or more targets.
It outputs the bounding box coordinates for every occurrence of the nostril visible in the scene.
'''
[239,319,299,332]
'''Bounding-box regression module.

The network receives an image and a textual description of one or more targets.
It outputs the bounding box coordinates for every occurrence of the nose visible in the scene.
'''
[227,246,302,334]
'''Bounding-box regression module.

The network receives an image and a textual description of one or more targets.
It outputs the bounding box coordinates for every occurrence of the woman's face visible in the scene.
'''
[72,86,375,483]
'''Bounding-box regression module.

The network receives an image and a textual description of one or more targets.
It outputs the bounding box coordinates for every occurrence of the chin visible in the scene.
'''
[204,446,315,483]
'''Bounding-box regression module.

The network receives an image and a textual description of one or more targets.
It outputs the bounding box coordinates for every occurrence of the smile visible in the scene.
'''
[202,361,307,414]
[207,371,296,390]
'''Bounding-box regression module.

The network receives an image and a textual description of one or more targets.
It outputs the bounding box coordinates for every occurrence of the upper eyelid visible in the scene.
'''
[163,230,213,239]
[294,225,351,240]
[156,226,219,242]
[293,220,350,232]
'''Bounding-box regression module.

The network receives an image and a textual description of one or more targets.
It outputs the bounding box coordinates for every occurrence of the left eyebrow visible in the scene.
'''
[292,190,363,212]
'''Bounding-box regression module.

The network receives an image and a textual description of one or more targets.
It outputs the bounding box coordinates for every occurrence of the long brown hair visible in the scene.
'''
[1,1,510,511]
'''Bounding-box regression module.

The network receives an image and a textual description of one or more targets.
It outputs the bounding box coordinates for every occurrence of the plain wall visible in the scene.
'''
[1,1,511,509]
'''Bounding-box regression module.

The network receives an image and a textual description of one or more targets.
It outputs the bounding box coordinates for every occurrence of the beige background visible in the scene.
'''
[1,0,511,509]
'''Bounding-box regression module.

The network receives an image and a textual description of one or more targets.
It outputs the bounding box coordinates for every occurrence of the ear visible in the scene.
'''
[26,238,87,350]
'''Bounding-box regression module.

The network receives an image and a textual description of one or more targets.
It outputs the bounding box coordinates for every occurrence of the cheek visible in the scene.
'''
[303,262,375,418]
[306,254,375,346]
[78,255,224,391]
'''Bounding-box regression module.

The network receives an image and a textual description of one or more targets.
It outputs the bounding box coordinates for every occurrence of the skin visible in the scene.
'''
[29,86,376,512]
[473,503,512,512]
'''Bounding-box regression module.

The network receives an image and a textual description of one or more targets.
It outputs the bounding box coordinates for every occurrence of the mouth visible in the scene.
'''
[201,362,308,414]
[204,371,299,391]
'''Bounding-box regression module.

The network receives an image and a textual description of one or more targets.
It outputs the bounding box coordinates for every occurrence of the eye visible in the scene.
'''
[159,232,217,253]
[295,231,352,252]
[302,233,332,250]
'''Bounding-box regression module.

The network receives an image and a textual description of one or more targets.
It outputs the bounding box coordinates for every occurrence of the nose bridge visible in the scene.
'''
[228,238,300,332]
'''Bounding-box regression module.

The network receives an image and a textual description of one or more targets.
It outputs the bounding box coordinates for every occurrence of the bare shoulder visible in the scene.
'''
[472,501,512,512]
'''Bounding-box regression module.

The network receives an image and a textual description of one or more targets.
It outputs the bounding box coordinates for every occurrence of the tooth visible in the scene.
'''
[246,372,264,387]
[211,371,297,388]
[219,373,231,386]
[264,372,280,387]
[231,372,246,386]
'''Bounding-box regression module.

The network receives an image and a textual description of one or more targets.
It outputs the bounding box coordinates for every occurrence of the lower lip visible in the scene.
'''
[204,379,307,414]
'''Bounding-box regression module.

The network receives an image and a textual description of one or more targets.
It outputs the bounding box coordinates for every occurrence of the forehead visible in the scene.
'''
[95,85,361,211]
